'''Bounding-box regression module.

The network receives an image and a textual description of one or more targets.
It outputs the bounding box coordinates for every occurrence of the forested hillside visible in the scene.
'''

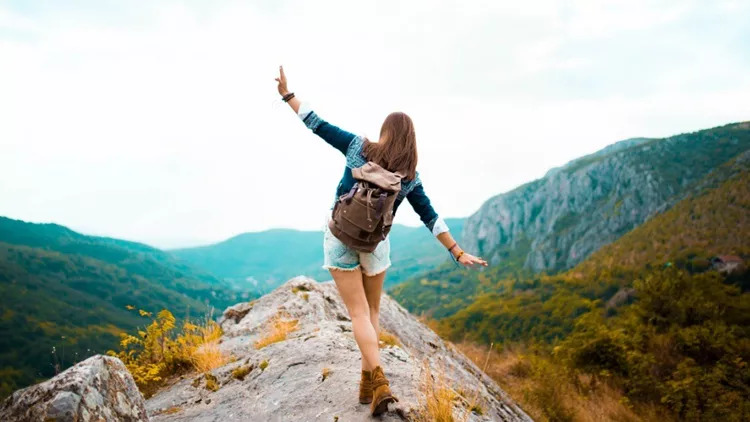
[437,158,750,421]
[0,217,241,398]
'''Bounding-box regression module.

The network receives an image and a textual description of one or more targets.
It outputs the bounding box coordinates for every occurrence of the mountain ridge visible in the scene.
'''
[392,120,750,317]
[463,121,750,271]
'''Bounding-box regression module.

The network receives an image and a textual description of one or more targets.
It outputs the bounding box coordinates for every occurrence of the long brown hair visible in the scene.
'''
[363,111,418,180]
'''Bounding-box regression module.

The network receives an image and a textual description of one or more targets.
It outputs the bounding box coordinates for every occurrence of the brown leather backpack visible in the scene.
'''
[328,162,403,253]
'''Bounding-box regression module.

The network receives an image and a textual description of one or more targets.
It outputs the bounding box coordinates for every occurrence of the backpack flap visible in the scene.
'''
[351,162,402,193]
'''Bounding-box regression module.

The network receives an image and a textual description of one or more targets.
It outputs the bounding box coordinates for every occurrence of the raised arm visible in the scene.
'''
[275,65,357,155]
[406,181,487,268]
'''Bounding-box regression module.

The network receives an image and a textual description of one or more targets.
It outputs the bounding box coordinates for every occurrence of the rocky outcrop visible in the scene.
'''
[147,277,531,421]
[0,355,148,422]
[462,123,750,272]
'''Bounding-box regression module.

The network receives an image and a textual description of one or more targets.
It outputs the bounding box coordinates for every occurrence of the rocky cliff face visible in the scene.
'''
[462,122,750,272]
[147,277,531,421]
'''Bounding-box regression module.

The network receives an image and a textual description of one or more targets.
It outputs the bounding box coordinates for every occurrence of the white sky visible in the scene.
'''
[1,0,749,248]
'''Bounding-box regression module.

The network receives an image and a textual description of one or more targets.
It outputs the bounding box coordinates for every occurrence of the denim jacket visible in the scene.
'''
[298,103,450,237]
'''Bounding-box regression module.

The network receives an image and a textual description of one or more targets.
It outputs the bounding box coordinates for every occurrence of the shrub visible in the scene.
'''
[456,343,650,422]
[108,308,226,397]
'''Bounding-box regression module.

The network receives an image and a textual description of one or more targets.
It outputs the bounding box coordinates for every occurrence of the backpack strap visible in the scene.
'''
[374,192,387,219]
[343,185,357,203]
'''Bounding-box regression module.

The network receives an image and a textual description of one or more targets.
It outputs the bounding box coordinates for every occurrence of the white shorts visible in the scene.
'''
[322,225,391,276]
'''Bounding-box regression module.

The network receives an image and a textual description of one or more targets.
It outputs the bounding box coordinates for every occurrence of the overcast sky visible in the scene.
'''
[1,0,749,248]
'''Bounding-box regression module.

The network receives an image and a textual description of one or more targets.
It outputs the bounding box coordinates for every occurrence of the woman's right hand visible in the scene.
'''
[275,65,289,96]
[458,252,488,268]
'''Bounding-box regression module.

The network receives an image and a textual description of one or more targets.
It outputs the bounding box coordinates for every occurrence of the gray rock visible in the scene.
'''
[218,301,256,328]
[0,355,148,422]
[46,391,81,421]
[148,277,532,421]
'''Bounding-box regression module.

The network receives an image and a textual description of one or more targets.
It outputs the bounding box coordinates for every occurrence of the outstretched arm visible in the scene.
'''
[407,182,487,268]
[275,65,357,155]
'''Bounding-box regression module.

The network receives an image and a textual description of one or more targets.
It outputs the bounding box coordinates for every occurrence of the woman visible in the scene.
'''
[275,66,487,416]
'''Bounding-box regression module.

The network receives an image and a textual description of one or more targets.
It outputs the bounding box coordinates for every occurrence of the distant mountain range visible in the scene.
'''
[170,218,465,294]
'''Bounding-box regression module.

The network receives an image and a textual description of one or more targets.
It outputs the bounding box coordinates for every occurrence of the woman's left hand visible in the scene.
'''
[275,65,289,96]
[458,252,488,267]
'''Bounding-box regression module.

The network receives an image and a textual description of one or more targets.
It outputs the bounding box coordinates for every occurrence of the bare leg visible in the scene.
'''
[330,268,381,372]
[363,271,386,336]
[362,271,386,371]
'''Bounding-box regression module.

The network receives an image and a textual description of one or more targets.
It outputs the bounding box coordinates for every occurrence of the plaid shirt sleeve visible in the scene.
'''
[298,102,357,155]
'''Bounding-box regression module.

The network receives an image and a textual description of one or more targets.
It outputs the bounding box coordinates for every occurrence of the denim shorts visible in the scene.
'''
[322,224,391,276]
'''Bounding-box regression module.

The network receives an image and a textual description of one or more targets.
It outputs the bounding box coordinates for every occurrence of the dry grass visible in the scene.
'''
[255,313,299,349]
[259,359,269,371]
[190,340,227,373]
[231,364,253,381]
[455,342,671,422]
[179,311,228,373]
[163,406,182,415]
[414,362,458,422]
[378,330,402,348]
[321,367,331,381]
[291,285,310,294]
[204,373,219,392]
[291,285,310,301]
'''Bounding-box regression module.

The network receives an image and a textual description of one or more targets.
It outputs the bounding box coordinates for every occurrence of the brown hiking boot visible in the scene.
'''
[370,366,398,416]
[359,370,373,404]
